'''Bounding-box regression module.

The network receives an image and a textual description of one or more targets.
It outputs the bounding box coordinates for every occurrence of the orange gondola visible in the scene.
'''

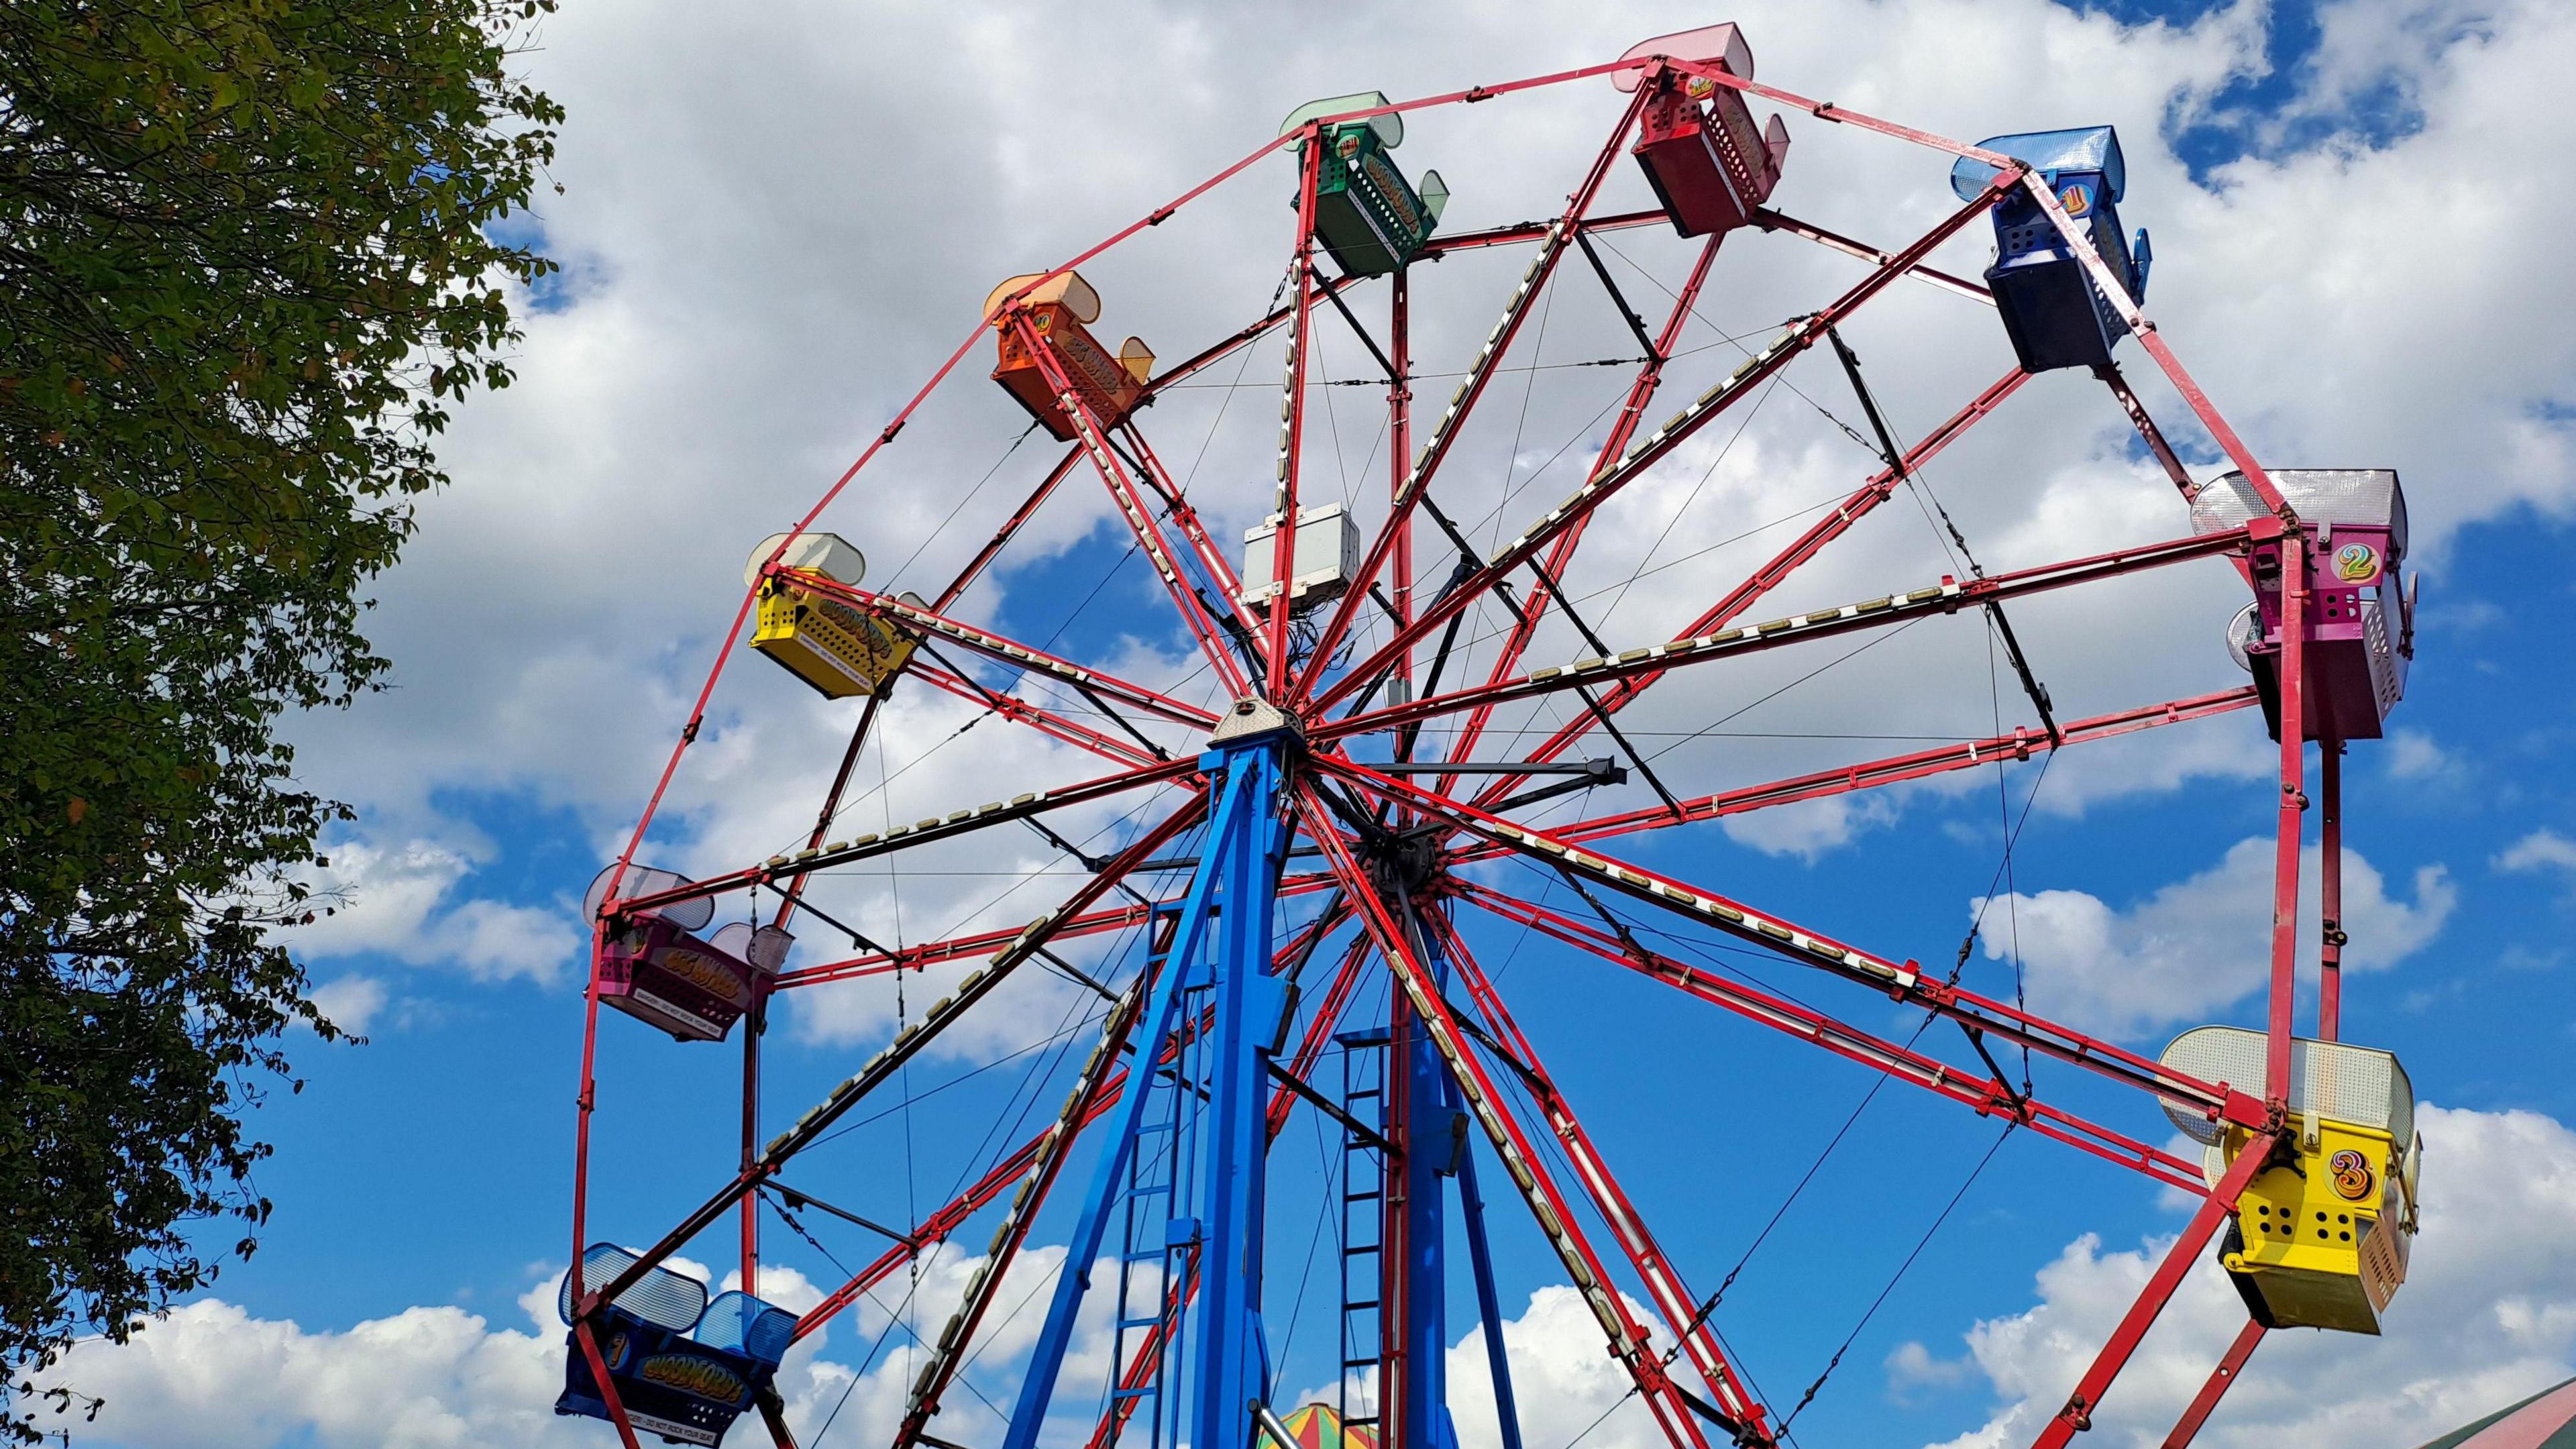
[986,270,1154,441]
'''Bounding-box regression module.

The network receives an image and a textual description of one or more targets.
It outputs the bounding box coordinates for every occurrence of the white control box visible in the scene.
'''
[1240,502,1361,614]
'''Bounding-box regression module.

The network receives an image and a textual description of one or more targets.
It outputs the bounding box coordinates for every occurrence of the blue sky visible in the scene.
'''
[34,1,2576,1447]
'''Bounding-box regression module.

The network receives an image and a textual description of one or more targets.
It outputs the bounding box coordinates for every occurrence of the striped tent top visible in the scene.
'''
[1258,1403,1380,1449]
[2420,1378,2576,1449]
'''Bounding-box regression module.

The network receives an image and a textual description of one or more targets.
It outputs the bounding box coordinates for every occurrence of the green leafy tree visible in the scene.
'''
[0,1,559,1435]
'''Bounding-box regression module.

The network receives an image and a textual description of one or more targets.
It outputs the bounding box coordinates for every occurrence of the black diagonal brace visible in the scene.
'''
[1519,552,1684,818]
[1316,267,1402,384]
[1827,327,2062,744]
[1574,227,1664,365]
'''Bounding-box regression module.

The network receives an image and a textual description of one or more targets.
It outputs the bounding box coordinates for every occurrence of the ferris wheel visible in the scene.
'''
[549,25,2426,1449]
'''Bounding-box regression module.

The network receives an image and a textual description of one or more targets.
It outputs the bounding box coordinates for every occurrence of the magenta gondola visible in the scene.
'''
[583,864,790,1043]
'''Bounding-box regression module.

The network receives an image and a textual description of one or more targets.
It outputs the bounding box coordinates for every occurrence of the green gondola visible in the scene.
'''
[1279,91,1450,277]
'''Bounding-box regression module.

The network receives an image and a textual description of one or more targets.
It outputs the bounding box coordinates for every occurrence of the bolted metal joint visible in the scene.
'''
[1208,695,1303,746]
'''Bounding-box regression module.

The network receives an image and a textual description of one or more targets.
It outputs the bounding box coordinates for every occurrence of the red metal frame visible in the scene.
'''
[1323,526,2249,746]
[564,40,2368,1449]
[1307,175,2026,722]
[2033,1136,2277,1449]
[2161,1320,2267,1448]
[1005,312,1253,694]
[1450,688,2257,858]
[1460,365,2031,811]
[1301,784,1724,1449]
[1295,86,1654,697]
[1426,911,1774,1433]
[1324,755,2266,1133]
[1434,229,1727,792]
[1449,879,2206,1193]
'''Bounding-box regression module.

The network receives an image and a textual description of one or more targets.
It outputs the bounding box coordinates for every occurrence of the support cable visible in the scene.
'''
[1774,1125,2013,1435]
[1516,550,1685,817]
[884,421,1040,595]
[1593,234,1883,465]
[1823,326,2059,744]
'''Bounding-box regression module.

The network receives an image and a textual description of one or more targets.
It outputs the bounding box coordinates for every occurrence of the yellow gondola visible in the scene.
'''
[2160,1025,2420,1334]
[743,531,924,699]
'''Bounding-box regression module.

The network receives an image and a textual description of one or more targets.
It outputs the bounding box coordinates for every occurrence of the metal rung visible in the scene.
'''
[1344,1087,1383,1099]
[1343,1299,1380,1311]
[1343,1358,1384,1371]
[1344,1243,1381,1255]
[1118,1315,1166,1330]
[1112,1387,1154,1402]
[1344,1189,1381,1202]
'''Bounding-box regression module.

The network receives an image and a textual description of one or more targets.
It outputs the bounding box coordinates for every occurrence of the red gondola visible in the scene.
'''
[1614,24,1790,238]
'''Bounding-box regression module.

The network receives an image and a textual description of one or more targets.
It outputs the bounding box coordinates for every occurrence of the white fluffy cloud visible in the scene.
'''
[1978,837,2455,1038]
[285,0,2576,949]
[2383,729,2456,784]
[29,1295,579,1449]
[1907,1103,2576,1449]
[2497,829,2576,881]
[1441,1285,1680,1449]
[284,838,582,985]
[45,1102,2574,1449]
[307,975,392,1037]
[29,1250,1090,1449]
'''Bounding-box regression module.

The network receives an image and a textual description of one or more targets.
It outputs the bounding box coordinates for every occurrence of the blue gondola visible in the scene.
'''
[557,1244,798,1446]
[1949,126,2151,373]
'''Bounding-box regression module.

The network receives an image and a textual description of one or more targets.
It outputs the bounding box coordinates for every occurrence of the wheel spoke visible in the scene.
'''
[1465,364,2031,810]
[1002,312,1256,693]
[1750,205,1995,303]
[608,756,1201,922]
[782,569,1218,728]
[1454,687,2258,854]
[907,661,1170,770]
[1450,881,2206,1192]
[773,871,1343,991]
[578,791,1211,1322]
[1297,87,1654,700]
[1311,178,2023,720]
[1322,524,2249,745]
[1436,229,1729,790]
[1299,784,1721,1449]
[1425,912,1778,1435]
[1317,755,2264,1132]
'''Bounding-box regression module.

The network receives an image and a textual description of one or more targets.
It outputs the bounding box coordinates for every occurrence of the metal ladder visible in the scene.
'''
[1336,1027,1392,1440]
[1106,973,1209,1449]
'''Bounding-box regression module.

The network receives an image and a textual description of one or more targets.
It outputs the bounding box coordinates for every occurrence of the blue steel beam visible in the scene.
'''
[1193,739,1291,1443]
[1456,1125,1526,1449]
[1000,734,1294,1449]
[1391,914,1454,1449]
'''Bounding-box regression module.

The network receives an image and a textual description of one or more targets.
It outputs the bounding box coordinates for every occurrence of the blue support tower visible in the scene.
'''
[1387,910,1519,1449]
[1388,927,1454,1449]
[1000,719,1523,1449]
[1004,731,1292,1449]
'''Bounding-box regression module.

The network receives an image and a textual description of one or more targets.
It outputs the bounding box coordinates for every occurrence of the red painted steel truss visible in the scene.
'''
[562,44,2354,1449]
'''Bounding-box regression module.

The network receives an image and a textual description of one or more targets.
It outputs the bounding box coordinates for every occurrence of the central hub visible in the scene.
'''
[1360,829,1442,900]
[1208,695,1304,746]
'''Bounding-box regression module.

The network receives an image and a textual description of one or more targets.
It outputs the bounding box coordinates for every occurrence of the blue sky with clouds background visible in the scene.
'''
[32,1,2576,1446]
